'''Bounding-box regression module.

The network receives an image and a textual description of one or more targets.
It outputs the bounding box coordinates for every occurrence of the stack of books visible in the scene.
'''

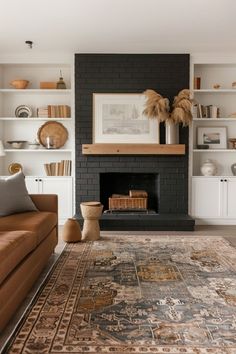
[192,104,220,118]
[37,105,71,118]
[44,160,72,176]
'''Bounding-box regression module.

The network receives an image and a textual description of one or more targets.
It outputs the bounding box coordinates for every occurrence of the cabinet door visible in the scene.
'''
[224,178,236,218]
[25,177,39,194]
[191,178,222,218]
[40,178,73,223]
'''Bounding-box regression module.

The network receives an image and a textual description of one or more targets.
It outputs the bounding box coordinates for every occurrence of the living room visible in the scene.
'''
[0,1,236,353]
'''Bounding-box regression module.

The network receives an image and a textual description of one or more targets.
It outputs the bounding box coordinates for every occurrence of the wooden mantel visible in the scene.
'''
[82,144,185,155]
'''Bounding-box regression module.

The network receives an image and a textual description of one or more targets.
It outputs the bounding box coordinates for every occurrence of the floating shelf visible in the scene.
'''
[193,149,236,153]
[193,89,236,93]
[0,89,71,94]
[0,117,72,121]
[82,144,185,155]
[193,118,236,121]
[5,149,72,153]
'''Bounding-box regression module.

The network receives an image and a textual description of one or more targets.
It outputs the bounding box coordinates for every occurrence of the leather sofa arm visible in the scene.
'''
[30,194,58,214]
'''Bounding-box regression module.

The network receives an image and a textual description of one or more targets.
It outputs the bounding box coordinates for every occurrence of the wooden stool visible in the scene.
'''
[62,218,82,242]
[80,202,103,241]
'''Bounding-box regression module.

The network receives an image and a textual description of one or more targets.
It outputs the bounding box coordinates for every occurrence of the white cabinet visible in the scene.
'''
[191,177,236,222]
[190,61,236,224]
[192,177,221,218]
[25,177,73,224]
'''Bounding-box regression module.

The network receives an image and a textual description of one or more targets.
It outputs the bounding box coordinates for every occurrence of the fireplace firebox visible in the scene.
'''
[100,173,159,213]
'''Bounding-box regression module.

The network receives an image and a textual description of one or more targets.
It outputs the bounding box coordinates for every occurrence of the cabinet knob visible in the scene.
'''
[39,179,42,182]
[220,179,223,182]
[35,179,38,182]
[224,179,227,182]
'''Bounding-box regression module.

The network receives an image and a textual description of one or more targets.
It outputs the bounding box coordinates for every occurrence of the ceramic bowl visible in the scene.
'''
[7,141,27,149]
[10,80,29,89]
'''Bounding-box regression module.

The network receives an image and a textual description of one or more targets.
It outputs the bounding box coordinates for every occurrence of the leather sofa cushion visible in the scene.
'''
[0,211,57,245]
[0,231,36,284]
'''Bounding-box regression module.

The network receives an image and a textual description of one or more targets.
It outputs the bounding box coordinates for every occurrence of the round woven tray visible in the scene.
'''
[37,121,68,148]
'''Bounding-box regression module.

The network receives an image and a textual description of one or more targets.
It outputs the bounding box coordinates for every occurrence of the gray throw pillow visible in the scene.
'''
[0,172,38,217]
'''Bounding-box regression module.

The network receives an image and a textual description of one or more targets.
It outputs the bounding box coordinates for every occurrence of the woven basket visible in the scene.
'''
[109,197,147,210]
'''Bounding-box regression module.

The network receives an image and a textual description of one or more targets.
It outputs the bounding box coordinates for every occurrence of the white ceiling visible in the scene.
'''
[0,0,236,55]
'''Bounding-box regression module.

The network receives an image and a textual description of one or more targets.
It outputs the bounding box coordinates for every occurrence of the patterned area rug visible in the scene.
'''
[4,235,236,354]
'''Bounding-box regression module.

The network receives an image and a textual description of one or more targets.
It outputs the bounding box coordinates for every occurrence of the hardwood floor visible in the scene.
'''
[0,225,235,351]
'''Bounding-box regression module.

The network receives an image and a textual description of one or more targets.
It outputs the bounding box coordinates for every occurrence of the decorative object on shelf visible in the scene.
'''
[45,136,56,149]
[62,218,81,243]
[231,163,236,175]
[194,77,201,89]
[8,162,23,174]
[0,140,6,156]
[229,112,236,118]
[40,82,57,89]
[232,81,236,89]
[200,159,217,176]
[10,80,29,89]
[197,126,227,149]
[28,140,41,149]
[213,84,221,89]
[37,121,68,148]
[80,201,103,241]
[15,105,33,118]
[228,138,236,149]
[93,93,159,144]
[197,144,209,149]
[165,120,179,144]
[7,140,27,149]
[56,70,66,89]
[143,88,193,144]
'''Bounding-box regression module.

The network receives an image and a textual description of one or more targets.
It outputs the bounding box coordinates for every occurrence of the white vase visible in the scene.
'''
[165,121,179,144]
[201,159,217,176]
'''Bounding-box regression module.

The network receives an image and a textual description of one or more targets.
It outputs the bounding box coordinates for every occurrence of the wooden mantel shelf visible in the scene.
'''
[82,144,185,155]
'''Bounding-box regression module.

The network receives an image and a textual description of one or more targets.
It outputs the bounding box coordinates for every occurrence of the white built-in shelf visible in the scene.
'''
[193,89,236,93]
[193,118,236,121]
[0,117,72,121]
[5,149,72,153]
[0,89,71,94]
[193,149,236,153]
[192,175,236,178]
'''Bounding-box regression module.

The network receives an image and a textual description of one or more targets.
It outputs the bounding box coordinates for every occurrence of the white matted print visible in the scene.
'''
[93,94,160,143]
[197,126,227,149]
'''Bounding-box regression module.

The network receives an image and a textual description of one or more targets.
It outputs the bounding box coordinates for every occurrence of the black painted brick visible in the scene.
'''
[75,54,189,214]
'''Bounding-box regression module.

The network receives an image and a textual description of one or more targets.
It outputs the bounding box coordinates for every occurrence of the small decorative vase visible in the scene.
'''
[231,163,236,176]
[201,159,217,176]
[62,218,82,243]
[80,202,103,241]
[165,120,179,144]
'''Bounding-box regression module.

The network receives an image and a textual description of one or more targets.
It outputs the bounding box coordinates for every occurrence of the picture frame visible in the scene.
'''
[93,93,160,144]
[197,126,227,149]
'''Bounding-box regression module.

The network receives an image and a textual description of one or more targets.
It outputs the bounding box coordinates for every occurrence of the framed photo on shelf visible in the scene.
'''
[197,126,227,149]
[93,93,160,143]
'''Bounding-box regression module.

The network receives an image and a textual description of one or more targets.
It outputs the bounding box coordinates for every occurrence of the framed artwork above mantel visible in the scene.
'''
[93,93,160,144]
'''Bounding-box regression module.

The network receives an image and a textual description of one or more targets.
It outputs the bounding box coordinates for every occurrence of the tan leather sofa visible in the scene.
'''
[0,194,58,330]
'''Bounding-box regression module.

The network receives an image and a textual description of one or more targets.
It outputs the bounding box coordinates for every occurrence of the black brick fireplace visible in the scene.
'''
[75,54,195,230]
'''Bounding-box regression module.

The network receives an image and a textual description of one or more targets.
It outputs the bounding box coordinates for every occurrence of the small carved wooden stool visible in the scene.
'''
[80,202,103,241]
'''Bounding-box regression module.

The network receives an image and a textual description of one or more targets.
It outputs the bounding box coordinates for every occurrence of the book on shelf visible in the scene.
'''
[44,160,72,176]
[37,105,71,118]
[193,104,220,118]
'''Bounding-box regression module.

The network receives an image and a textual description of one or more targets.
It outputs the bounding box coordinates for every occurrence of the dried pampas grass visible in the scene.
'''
[143,89,169,122]
[143,88,193,126]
